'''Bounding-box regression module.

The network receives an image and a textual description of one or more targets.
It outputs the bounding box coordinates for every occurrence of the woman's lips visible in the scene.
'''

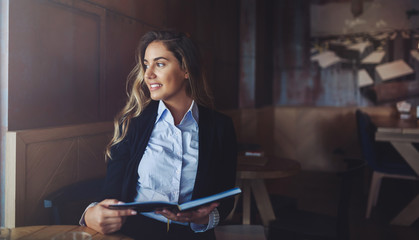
[149,83,162,91]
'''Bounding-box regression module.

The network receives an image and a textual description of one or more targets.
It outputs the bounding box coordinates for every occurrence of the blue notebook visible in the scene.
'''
[108,187,241,212]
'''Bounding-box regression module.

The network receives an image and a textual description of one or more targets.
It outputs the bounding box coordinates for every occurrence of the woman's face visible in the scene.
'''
[143,41,190,105]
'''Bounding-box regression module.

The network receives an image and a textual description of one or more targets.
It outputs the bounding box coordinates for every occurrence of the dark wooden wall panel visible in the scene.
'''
[212,0,240,110]
[86,0,168,27]
[9,0,102,130]
[8,0,240,130]
[194,0,216,105]
[166,0,196,33]
[5,122,112,226]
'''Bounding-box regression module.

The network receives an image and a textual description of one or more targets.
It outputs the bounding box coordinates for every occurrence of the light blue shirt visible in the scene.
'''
[134,100,218,232]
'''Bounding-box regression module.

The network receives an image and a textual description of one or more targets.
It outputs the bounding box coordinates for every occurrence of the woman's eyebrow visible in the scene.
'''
[153,57,169,61]
[144,57,169,63]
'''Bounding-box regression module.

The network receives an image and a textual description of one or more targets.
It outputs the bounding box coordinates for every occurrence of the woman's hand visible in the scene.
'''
[84,199,137,234]
[156,202,219,225]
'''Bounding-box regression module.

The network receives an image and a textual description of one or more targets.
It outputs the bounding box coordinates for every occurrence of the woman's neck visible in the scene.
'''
[164,98,193,125]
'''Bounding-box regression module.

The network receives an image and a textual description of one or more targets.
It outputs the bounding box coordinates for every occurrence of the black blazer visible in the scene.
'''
[102,100,237,220]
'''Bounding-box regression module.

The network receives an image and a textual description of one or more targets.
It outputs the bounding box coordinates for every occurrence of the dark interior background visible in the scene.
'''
[8,0,419,130]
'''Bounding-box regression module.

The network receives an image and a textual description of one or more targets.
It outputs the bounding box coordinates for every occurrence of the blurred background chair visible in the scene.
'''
[267,159,365,240]
[355,109,418,219]
[44,177,105,225]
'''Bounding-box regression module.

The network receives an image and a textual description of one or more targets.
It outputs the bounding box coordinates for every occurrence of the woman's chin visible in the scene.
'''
[150,94,162,101]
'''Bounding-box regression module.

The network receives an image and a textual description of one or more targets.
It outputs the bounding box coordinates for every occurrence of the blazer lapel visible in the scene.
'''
[123,101,159,201]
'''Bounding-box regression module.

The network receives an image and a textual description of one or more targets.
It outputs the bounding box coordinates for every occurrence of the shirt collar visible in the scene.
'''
[156,100,199,125]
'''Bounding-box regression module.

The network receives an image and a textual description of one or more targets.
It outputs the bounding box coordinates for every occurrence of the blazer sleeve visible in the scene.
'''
[101,128,131,200]
[215,115,238,221]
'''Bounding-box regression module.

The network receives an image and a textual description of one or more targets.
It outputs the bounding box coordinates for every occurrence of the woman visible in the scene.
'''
[82,30,237,239]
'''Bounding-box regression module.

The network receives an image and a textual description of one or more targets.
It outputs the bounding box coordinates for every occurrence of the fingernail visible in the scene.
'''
[131,210,137,215]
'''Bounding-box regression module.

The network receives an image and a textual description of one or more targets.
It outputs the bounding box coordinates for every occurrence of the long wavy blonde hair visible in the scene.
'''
[105,30,213,160]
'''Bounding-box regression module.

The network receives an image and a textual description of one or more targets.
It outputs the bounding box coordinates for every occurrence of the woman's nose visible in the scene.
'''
[145,67,156,79]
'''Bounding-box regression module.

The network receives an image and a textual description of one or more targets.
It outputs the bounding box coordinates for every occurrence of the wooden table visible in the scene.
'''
[373,116,419,226]
[235,157,301,226]
[8,225,132,240]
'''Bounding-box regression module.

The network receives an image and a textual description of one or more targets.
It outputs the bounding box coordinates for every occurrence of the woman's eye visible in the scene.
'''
[157,63,165,67]
[144,64,149,69]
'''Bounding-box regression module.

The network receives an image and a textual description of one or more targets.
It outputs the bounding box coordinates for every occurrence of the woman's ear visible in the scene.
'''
[185,72,189,79]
